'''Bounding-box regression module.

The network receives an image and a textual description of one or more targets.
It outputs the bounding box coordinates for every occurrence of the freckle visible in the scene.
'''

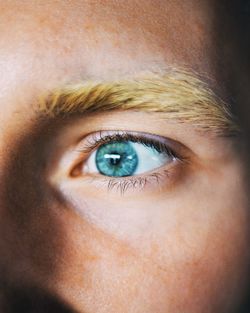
[113,39,120,48]
[38,16,48,26]
[150,243,160,255]
[195,20,205,33]
[85,253,100,262]
[84,23,95,31]
[62,46,71,54]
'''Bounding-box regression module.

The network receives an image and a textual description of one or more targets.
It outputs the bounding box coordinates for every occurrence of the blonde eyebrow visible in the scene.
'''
[38,69,239,136]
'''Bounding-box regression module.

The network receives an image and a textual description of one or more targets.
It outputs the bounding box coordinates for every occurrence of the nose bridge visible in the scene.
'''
[0,98,49,216]
[0,120,32,290]
[0,109,32,214]
[0,117,67,289]
[0,123,40,266]
[0,117,19,211]
[0,103,31,183]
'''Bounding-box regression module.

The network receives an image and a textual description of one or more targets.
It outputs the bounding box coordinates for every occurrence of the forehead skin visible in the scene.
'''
[0,0,214,74]
[0,0,215,105]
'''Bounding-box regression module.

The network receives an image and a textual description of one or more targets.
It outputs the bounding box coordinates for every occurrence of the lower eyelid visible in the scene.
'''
[69,157,183,196]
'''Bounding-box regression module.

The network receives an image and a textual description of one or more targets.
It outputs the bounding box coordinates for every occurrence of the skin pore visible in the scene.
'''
[0,1,249,313]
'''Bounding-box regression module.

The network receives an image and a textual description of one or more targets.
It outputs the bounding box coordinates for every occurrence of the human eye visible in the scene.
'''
[82,131,178,176]
[69,130,186,194]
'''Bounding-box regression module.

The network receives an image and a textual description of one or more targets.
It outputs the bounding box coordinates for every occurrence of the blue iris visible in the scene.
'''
[95,141,138,177]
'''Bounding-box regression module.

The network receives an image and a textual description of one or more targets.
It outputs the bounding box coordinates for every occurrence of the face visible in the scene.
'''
[0,1,249,313]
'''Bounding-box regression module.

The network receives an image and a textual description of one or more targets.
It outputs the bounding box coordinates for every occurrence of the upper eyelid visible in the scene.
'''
[73,130,195,169]
[76,130,180,153]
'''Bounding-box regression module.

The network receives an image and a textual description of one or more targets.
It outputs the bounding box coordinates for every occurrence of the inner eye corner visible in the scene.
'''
[70,160,85,178]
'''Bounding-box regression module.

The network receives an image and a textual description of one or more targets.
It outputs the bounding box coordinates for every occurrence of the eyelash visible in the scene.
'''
[74,131,184,194]
[79,130,179,155]
[104,169,172,195]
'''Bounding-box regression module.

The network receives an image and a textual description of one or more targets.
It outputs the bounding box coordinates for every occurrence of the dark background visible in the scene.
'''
[215,2,250,312]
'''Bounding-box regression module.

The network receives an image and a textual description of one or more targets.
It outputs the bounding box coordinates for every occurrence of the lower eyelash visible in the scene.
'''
[91,169,171,195]
[108,176,149,194]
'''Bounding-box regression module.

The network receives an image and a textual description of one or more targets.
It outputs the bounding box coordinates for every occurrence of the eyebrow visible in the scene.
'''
[38,68,239,136]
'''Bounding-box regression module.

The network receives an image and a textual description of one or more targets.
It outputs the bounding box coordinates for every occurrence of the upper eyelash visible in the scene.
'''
[79,130,180,159]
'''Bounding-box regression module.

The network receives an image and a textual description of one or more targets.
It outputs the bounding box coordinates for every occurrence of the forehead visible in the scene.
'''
[0,1,214,84]
[0,0,219,155]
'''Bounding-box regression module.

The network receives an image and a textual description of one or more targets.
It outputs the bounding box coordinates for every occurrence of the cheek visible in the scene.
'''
[51,173,249,313]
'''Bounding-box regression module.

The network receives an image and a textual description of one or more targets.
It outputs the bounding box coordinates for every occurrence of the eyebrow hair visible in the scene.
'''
[38,68,239,136]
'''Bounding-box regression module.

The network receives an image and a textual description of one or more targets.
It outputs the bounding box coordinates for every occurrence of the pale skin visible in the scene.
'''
[0,1,249,313]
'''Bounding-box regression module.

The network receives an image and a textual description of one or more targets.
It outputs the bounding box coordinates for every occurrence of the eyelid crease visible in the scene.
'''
[38,68,240,136]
